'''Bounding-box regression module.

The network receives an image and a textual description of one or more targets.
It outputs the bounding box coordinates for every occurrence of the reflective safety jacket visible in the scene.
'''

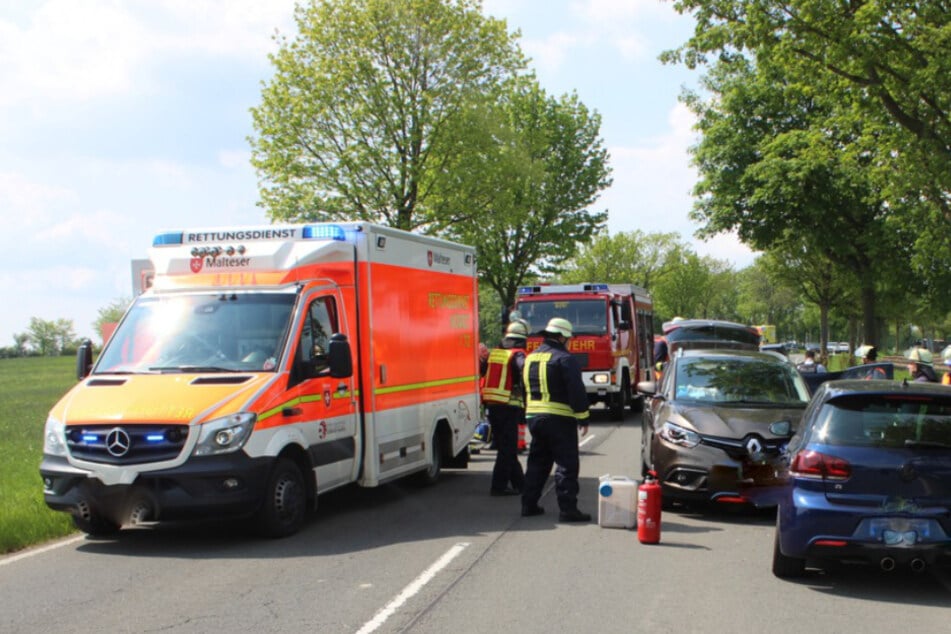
[481,348,525,406]
[523,338,590,421]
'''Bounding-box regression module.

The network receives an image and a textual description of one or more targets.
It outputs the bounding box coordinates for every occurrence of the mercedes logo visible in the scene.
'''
[106,427,131,457]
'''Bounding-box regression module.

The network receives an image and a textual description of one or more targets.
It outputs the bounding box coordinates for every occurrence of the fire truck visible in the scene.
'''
[513,283,654,420]
[41,223,479,537]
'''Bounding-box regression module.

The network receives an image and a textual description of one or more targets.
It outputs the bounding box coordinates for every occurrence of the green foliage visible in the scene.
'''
[667,0,951,328]
[25,317,77,357]
[250,0,524,231]
[449,79,610,313]
[0,357,77,553]
[559,230,687,291]
[94,297,132,344]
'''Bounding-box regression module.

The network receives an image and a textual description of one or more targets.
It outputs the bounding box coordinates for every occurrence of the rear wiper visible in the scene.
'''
[904,440,951,449]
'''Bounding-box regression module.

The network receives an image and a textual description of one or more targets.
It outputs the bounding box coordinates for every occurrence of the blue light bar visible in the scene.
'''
[302,224,347,241]
[518,286,541,294]
[82,434,99,443]
[584,283,609,291]
[153,232,184,247]
[145,434,165,442]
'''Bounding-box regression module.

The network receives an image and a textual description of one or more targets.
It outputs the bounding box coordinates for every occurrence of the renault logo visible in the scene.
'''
[745,437,762,455]
[106,427,131,457]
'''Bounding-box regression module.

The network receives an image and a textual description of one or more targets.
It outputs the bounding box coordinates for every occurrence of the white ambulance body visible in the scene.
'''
[41,223,479,537]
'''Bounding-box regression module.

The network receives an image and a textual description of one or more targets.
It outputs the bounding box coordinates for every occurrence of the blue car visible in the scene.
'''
[773,380,951,578]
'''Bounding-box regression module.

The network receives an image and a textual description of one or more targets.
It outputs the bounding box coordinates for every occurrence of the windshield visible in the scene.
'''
[96,292,296,374]
[812,395,951,448]
[674,357,810,405]
[515,299,608,336]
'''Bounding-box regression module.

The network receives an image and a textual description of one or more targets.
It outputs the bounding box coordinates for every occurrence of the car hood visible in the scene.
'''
[672,402,804,437]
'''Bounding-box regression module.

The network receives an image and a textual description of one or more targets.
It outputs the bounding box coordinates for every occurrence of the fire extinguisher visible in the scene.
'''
[637,470,662,544]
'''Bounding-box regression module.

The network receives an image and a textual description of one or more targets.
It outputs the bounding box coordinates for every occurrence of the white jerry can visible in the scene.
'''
[597,475,638,529]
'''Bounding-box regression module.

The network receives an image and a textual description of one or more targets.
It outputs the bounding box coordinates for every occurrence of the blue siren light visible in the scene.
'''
[302,224,347,241]
[145,434,165,443]
[153,232,184,247]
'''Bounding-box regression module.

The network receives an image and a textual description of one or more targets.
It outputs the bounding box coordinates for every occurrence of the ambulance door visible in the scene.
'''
[288,290,359,492]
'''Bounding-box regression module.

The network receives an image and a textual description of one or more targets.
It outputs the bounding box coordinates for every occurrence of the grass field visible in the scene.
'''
[0,356,77,553]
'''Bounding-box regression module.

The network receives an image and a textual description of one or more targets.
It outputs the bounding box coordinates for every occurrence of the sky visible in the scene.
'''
[0,0,756,346]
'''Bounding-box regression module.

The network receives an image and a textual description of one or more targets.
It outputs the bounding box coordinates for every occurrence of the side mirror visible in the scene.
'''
[636,380,657,396]
[327,333,353,378]
[76,339,93,380]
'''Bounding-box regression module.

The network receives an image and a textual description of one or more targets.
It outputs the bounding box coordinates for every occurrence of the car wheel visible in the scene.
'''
[255,457,307,538]
[72,502,121,537]
[610,376,630,421]
[772,525,806,578]
[413,430,443,486]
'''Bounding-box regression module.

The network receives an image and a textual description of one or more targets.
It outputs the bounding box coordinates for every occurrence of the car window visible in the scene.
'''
[812,396,951,448]
[673,357,810,405]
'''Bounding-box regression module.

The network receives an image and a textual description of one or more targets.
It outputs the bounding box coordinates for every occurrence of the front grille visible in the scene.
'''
[699,433,787,460]
[66,424,189,465]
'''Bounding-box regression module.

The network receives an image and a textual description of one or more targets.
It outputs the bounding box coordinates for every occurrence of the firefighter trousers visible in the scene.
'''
[487,404,525,493]
[521,414,581,513]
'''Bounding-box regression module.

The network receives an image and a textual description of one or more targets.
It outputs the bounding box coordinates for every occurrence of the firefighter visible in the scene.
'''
[482,320,529,496]
[520,317,591,522]
[858,345,887,380]
[907,347,938,382]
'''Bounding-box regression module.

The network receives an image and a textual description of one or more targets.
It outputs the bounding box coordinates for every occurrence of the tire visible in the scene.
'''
[413,432,443,486]
[610,375,630,421]
[72,501,121,537]
[255,457,307,538]
[772,524,806,578]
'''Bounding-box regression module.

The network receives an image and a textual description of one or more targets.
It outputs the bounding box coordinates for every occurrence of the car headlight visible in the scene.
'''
[193,412,256,456]
[43,416,67,456]
[592,373,610,385]
[659,421,700,448]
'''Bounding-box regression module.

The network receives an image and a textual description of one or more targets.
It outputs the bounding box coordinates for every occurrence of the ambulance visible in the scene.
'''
[41,223,480,537]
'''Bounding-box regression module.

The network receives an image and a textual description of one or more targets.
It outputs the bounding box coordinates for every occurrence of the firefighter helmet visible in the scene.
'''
[909,347,934,364]
[544,317,573,338]
[505,320,528,339]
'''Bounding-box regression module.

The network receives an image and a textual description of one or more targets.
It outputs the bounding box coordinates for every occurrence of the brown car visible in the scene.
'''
[637,348,811,507]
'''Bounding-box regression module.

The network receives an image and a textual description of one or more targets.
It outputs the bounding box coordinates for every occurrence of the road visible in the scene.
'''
[3,410,950,633]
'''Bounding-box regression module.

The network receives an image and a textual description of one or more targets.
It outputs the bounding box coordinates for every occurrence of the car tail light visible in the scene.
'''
[790,449,851,480]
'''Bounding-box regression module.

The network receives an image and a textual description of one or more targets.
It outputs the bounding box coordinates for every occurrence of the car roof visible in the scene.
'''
[815,379,951,400]
[663,319,761,352]
[676,348,792,363]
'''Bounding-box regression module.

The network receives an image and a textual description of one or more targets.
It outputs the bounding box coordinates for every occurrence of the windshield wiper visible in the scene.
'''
[148,366,238,373]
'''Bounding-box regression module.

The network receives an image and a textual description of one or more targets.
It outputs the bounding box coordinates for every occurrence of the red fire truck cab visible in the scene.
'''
[514,283,654,420]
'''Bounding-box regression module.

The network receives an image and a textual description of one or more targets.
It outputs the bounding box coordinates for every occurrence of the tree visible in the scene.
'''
[559,230,687,291]
[250,0,524,231]
[95,297,132,343]
[680,55,911,346]
[665,0,951,223]
[26,317,75,356]
[448,80,611,320]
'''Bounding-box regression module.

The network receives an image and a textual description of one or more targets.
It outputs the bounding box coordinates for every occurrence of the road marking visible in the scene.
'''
[579,433,597,448]
[355,542,470,634]
[0,535,84,567]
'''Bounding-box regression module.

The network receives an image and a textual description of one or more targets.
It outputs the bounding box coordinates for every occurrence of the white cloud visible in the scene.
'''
[600,102,757,268]
[520,31,580,74]
[0,0,291,108]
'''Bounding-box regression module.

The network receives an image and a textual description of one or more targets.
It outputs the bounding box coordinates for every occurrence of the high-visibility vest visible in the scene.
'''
[481,348,523,406]
[523,351,587,420]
